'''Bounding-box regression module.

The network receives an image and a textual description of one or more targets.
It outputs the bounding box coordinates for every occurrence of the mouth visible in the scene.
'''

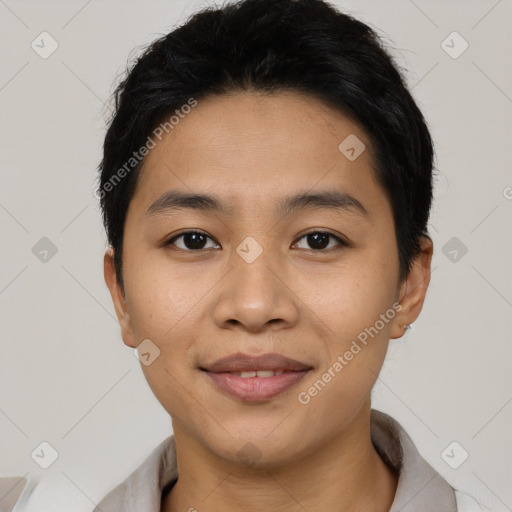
[227,369,288,377]
[200,352,312,402]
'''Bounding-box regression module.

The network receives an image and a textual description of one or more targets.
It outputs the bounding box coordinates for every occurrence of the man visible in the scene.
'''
[94,0,489,510]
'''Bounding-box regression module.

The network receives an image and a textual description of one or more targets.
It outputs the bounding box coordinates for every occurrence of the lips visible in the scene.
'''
[201,352,312,373]
[201,352,312,401]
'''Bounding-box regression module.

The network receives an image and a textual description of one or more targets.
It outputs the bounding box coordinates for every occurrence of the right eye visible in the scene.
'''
[165,230,220,251]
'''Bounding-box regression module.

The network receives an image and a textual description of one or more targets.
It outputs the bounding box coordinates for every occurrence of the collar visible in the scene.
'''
[370,410,456,511]
[92,409,456,511]
[0,477,29,512]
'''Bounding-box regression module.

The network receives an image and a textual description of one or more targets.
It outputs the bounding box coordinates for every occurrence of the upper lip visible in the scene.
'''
[201,352,312,373]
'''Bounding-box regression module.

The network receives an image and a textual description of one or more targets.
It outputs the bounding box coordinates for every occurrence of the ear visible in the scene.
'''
[390,236,434,340]
[103,247,137,348]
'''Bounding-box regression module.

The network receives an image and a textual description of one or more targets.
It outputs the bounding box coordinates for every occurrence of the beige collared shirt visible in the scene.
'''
[92,409,488,512]
[2,410,489,511]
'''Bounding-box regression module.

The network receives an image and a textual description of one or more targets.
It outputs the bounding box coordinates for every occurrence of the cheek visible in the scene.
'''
[293,257,398,342]
[294,250,398,391]
[123,251,208,341]
[122,254,212,390]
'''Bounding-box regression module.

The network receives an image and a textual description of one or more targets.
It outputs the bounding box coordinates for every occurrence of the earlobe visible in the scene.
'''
[103,247,137,348]
[390,236,434,340]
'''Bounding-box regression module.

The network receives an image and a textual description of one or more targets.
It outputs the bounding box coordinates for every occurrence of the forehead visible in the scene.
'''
[130,90,389,219]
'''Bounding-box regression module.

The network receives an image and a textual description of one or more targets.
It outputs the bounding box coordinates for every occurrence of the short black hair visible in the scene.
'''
[97,0,434,292]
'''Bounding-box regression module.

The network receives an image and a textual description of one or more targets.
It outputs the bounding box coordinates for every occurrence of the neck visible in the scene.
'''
[162,404,398,512]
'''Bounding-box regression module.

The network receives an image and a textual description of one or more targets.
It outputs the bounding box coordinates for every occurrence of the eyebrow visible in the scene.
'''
[145,189,369,218]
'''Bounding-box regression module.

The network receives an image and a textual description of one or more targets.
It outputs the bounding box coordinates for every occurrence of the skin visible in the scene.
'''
[104,90,433,512]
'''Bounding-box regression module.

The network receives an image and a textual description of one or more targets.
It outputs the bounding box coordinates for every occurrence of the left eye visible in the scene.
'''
[166,231,219,251]
[294,231,347,251]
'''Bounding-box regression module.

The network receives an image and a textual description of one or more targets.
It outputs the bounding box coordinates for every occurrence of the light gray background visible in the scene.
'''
[1,0,511,510]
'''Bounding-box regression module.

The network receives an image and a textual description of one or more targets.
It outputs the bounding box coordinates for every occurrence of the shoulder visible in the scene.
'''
[370,410,492,512]
[94,435,177,512]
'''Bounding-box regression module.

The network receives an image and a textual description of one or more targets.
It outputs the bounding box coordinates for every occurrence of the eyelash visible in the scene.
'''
[164,230,350,252]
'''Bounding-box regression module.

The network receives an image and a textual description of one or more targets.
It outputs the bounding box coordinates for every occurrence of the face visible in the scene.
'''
[105,90,432,468]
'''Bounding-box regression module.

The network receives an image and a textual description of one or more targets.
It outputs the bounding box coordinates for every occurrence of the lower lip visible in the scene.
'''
[204,370,310,402]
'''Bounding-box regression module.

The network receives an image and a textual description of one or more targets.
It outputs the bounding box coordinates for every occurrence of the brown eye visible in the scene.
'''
[166,231,220,251]
[294,231,348,251]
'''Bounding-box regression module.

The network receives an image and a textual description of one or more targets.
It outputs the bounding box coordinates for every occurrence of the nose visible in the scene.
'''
[212,244,300,333]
